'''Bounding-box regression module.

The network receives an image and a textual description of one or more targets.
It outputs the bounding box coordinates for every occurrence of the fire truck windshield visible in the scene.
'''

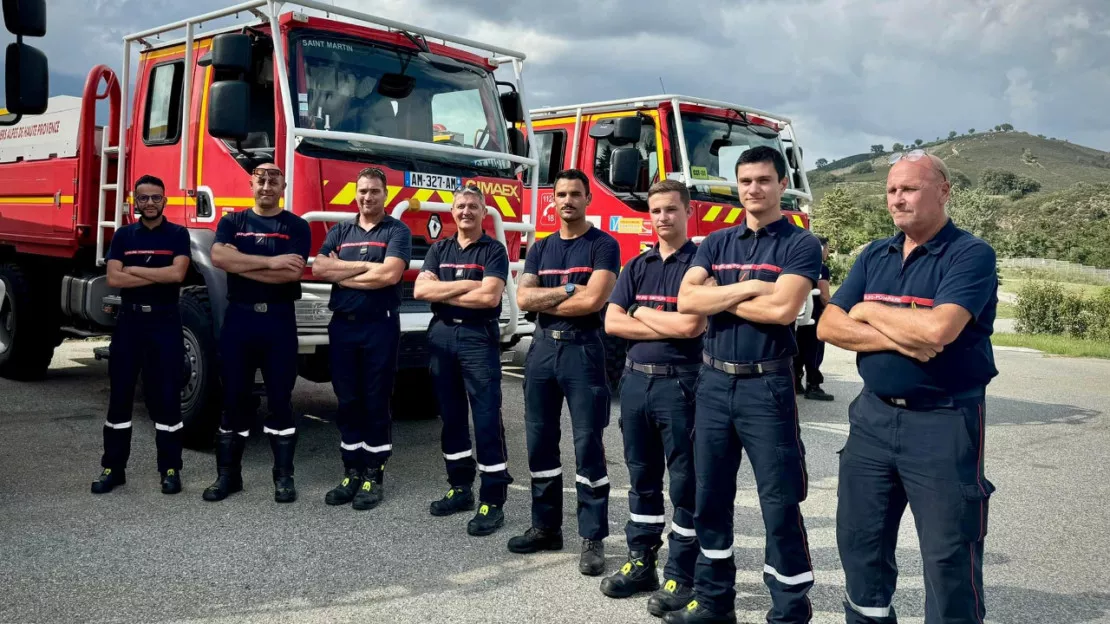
[679,114,785,201]
[289,33,514,177]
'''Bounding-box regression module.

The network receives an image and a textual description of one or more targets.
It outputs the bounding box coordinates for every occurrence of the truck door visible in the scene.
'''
[129,52,190,225]
[587,113,662,261]
[523,127,569,235]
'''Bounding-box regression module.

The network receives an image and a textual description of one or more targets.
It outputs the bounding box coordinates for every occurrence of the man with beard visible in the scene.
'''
[413,183,512,536]
[91,175,192,495]
[507,168,620,577]
[203,162,311,504]
[312,167,411,511]
[674,146,822,624]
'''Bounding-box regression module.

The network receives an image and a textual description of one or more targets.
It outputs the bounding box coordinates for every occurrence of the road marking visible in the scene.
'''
[801,422,850,436]
[504,371,525,380]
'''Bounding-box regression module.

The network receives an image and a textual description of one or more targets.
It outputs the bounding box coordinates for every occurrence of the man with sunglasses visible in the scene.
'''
[203,162,311,504]
[818,149,998,623]
[413,183,512,536]
[312,167,411,511]
[92,175,192,495]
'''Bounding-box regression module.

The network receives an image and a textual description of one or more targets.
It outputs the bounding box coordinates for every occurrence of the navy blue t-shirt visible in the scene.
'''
[423,233,509,322]
[522,226,621,332]
[829,219,998,398]
[609,240,702,365]
[811,263,831,319]
[214,209,311,304]
[690,216,822,363]
[318,215,412,315]
[106,219,192,306]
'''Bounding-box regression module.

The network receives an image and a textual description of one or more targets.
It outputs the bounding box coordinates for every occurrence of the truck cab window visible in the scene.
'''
[523,130,566,187]
[212,38,276,167]
[593,118,657,192]
[143,61,184,145]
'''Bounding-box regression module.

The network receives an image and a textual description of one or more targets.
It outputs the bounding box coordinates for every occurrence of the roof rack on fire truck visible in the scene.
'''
[96,0,541,264]
[529,94,813,205]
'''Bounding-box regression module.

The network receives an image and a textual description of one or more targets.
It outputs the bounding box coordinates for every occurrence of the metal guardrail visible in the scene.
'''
[1000,257,1110,284]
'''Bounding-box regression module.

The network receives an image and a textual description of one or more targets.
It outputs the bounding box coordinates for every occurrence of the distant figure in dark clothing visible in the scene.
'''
[795,236,834,401]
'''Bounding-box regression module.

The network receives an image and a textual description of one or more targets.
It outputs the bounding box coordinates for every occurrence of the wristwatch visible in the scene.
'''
[626,303,640,318]
[564,283,577,296]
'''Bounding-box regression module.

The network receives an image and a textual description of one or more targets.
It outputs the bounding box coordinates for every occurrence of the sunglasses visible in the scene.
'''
[888,149,948,182]
[252,168,285,181]
[135,194,164,203]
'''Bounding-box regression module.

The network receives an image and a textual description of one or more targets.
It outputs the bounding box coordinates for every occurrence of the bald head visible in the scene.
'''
[886,154,951,242]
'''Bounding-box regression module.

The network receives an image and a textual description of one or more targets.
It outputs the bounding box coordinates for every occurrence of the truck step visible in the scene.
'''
[93,347,110,361]
[100,184,118,191]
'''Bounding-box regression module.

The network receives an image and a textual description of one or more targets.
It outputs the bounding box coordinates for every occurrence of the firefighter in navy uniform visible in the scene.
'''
[509,168,620,577]
[413,184,513,536]
[818,151,998,624]
[203,162,311,504]
[673,147,822,624]
[312,167,410,511]
[91,175,192,495]
[599,179,707,618]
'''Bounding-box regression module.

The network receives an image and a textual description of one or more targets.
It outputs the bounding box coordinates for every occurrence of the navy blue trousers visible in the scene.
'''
[693,365,814,621]
[219,302,298,441]
[103,306,184,474]
[523,330,611,540]
[328,312,400,471]
[838,388,994,624]
[428,317,512,505]
[618,366,700,585]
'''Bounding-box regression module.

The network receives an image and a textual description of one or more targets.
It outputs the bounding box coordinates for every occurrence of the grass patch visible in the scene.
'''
[993,333,1110,359]
[998,271,1108,299]
[996,301,1016,319]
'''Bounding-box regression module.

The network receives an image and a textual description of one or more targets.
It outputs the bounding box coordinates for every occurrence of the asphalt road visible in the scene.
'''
[2,339,1109,624]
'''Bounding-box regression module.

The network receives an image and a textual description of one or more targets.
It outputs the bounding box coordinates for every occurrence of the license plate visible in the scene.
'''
[405,172,461,191]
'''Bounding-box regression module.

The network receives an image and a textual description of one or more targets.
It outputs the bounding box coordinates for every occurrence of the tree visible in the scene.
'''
[968,128,975,134]
[978,168,1041,196]
[950,169,973,190]
[870,144,884,155]
[949,130,958,139]
[947,186,1000,241]
[892,142,905,152]
[994,125,1002,131]
[815,158,828,168]
[914,139,923,146]
[810,186,898,256]
[1001,123,1014,131]
[851,161,874,174]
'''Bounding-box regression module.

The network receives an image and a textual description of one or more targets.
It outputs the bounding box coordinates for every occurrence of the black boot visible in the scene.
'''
[466,503,505,537]
[352,465,384,510]
[325,467,363,506]
[507,527,564,554]
[430,485,475,517]
[161,469,182,495]
[91,467,126,494]
[202,432,244,502]
[600,546,660,598]
[661,600,736,624]
[647,579,696,618]
[579,538,606,576]
[270,434,297,504]
[804,384,834,401]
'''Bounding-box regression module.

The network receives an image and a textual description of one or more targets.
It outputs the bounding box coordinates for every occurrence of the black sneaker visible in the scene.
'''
[467,503,505,536]
[804,384,834,401]
[661,599,737,624]
[91,468,125,494]
[430,486,475,517]
[600,548,659,598]
[325,469,363,506]
[352,469,383,511]
[161,469,182,495]
[579,538,606,576]
[507,526,564,554]
[647,579,695,618]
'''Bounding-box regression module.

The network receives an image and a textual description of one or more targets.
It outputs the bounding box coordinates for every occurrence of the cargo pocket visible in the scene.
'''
[959,479,997,542]
[775,444,809,504]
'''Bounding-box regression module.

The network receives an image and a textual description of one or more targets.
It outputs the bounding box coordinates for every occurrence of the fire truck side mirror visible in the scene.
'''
[207,81,250,141]
[785,145,802,169]
[609,147,641,190]
[507,128,527,157]
[500,91,523,124]
[207,33,251,74]
[589,117,641,145]
[4,41,48,116]
[3,0,46,37]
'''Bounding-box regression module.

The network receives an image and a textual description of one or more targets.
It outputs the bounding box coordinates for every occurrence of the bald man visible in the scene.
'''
[818,149,999,623]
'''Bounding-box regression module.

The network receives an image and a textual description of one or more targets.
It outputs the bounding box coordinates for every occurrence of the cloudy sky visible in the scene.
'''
[4,0,1109,162]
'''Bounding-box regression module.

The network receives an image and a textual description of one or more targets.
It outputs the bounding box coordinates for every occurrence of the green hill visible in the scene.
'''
[808,131,1110,201]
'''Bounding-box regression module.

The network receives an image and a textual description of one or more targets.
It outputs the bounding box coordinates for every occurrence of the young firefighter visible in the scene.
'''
[413,183,513,536]
[91,175,192,495]
[673,146,822,624]
[312,167,411,511]
[599,179,707,619]
[508,168,620,577]
[203,162,311,504]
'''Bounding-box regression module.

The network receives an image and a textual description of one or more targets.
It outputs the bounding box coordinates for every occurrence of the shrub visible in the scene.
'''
[1015,281,1110,340]
[850,161,874,174]
[827,254,855,286]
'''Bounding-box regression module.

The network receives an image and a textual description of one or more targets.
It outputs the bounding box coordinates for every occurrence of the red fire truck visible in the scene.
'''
[520,95,817,379]
[0,1,539,447]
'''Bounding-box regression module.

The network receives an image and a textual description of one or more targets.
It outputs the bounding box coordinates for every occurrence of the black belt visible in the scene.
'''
[231,301,293,313]
[701,353,792,376]
[436,316,493,326]
[625,358,700,376]
[540,328,599,343]
[334,309,396,322]
[120,302,177,313]
[874,388,985,411]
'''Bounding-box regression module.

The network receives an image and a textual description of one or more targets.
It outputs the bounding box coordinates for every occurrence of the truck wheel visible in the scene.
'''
[0,263,59,380]
[179,287,222,449]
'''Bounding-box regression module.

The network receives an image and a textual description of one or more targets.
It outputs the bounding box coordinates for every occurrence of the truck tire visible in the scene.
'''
[0,263,59,380]
[179,287,222,449]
